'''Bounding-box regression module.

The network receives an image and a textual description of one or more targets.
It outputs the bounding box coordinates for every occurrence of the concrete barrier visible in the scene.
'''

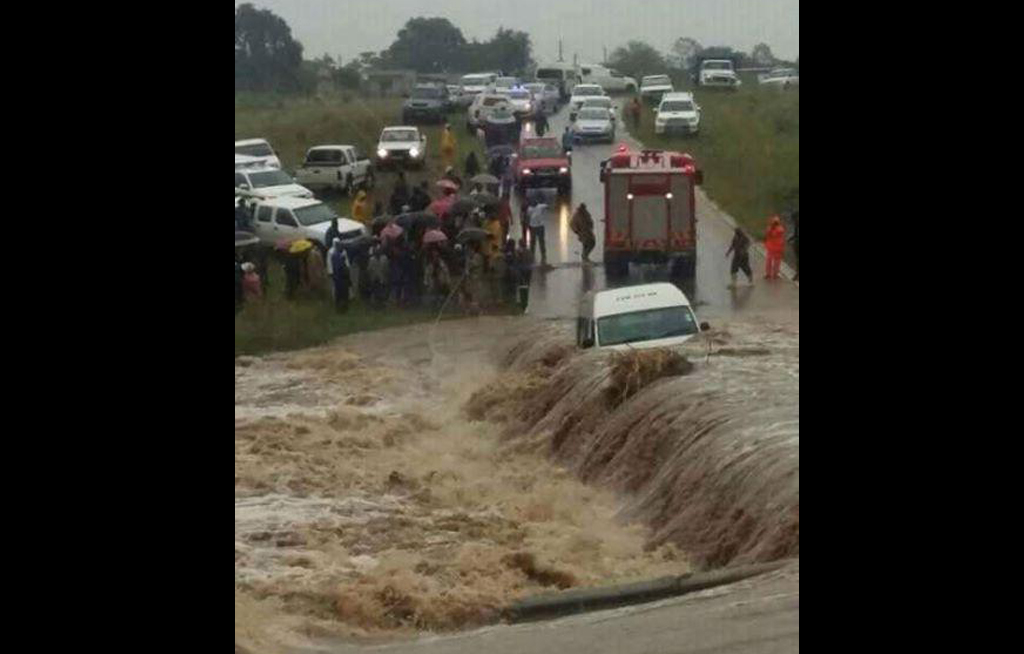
[503,560,793,623]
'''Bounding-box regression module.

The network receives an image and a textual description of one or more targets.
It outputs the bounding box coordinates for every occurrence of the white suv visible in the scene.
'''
[654,92,701,135]
[295,145,375,194]
[569,84,607,111]
[235,138,282,170]
[250,196,367,249]
[640,75,675,103]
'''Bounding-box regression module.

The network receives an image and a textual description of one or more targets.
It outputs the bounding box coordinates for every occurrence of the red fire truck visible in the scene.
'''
[599,145,704,278]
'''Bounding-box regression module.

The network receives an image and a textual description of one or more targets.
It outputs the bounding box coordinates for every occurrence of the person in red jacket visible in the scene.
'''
[764,215,786,280]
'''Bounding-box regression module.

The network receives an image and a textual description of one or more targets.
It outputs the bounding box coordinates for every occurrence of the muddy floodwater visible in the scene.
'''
[235,315,798,653]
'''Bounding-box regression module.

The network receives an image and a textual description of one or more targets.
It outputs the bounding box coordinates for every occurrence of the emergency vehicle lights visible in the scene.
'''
[627,193,634,200]
[523,168,532,175]
[559,167,569,174]
[665,193,673,199]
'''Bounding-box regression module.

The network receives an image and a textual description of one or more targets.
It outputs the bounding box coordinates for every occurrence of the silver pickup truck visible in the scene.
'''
[294,145,375,195]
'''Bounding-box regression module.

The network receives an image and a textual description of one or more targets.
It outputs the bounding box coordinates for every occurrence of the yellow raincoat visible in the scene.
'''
[441,126,457,169]
[352,190,370,225]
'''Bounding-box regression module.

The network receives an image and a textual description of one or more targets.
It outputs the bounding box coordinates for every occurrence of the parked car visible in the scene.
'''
[572,107,616,143]
[235,138,281,170]
[569,84,608,117]
[577,64,637,93]
[459,73,497,101]
[515,136,571,195]
[492,76,520,93]
[697,60,741,89]
[295,145,375,194]
[375,126,427,170]
[654,92,701,136]
[235,154,264,171]
[577,283,707,351]
[522,83,556,114]
[467,93,512,132]
[402,83,451,123]
[235,166,314,200]
[250,196,367,250]
[505,87,535,119]
[640,75,674,103]
[758,68,799,88]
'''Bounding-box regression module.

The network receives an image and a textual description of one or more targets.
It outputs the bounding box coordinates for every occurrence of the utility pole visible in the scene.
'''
[603,45,607,65]
[558,38,563,62]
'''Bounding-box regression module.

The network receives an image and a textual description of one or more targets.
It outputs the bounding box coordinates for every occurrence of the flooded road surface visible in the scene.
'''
[508,105,799,325]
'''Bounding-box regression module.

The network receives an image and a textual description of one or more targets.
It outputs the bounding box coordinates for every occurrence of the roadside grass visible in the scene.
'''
[628,84,798,240]
[235,94,485,219]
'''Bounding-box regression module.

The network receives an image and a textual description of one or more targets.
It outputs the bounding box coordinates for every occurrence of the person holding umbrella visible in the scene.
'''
[410,182,431,212]
[442,166,463,189]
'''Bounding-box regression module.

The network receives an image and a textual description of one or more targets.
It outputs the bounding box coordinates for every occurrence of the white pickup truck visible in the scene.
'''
[697,60,741,89]
[295,145,375,195]
[250,196,367,249]
[375,126,428,170]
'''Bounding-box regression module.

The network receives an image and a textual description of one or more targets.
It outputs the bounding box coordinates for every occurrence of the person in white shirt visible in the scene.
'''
[527,200,549,265]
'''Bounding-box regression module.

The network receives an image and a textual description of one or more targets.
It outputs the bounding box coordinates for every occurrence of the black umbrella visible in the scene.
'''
[340,234,376,251]
[472,192,501,208]
[396,211,439,230]
[449,198,478,216]
[456,227,489,243]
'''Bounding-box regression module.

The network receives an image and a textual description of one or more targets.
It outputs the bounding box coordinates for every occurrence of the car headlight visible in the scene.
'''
[523,168,532,175]
[377,148,388,158]
[559,167,569,174]
[525,103,532,110]
[410,148,420,158]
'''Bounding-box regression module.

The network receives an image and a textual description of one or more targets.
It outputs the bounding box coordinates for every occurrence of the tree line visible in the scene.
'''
[236,3,795,94]
[606,38,798,84]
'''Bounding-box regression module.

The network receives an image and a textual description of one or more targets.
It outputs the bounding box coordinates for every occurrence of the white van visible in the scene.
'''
[535,62,579,101]
[577,63,637,93]
[577,283,707,350]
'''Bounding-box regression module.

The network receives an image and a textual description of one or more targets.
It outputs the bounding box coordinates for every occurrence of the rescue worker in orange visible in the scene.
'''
[764,215,786,280]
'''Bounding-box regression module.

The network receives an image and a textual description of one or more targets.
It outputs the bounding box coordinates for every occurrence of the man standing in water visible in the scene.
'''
[726,227,754,287]
[570,202,596,263]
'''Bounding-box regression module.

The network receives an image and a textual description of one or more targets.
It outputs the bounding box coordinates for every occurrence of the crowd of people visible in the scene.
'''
[235,143,550,316]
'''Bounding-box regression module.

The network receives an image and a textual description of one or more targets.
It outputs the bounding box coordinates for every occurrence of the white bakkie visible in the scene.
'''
[234,167,313,200]
[295,145,374,194]
[654,92,702,135]
[577,283,708,350]
[235,138,282,170]
[375,126,427,170]
[250,196,367,249]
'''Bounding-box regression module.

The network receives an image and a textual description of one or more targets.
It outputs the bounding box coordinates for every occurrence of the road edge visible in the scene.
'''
[503,560,793,623]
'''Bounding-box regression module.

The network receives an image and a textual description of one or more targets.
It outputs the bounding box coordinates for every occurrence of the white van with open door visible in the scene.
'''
[577,283,708,350]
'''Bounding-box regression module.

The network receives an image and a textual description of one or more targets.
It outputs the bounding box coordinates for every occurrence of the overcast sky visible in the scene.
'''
[237,0,799,65]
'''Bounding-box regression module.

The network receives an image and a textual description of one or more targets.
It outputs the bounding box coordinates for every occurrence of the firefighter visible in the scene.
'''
[764,215,786,280]
[570,203,596,263]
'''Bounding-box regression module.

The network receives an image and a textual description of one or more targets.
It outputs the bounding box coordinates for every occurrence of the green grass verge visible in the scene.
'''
[628,84,798,240]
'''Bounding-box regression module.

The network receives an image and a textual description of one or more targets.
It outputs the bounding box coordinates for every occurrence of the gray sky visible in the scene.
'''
[236,0,799,65]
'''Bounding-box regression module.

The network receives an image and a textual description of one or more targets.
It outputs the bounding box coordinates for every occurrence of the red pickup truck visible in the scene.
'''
[515,137,572,196]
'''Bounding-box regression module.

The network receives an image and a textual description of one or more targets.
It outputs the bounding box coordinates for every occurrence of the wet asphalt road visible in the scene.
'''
[510,104,799,324]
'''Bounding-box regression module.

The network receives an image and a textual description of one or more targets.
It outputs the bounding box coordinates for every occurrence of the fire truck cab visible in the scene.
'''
[599,145,703,278]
